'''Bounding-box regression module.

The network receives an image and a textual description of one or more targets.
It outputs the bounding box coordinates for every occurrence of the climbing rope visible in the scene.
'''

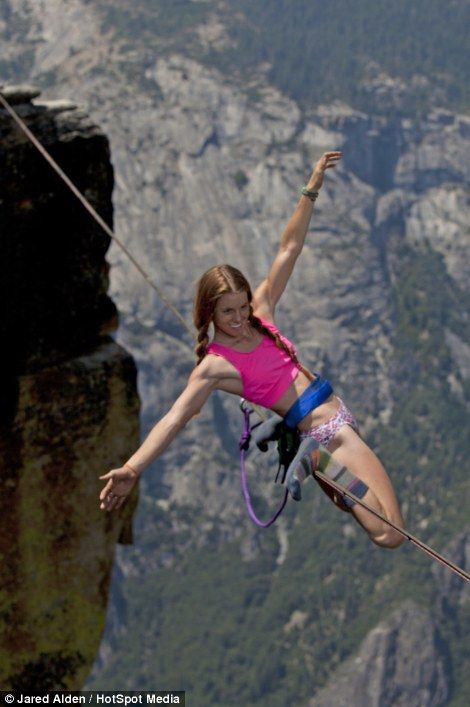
[313,472,470,582]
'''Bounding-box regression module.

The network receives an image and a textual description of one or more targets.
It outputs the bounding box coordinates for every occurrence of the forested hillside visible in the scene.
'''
[97,0,469,115]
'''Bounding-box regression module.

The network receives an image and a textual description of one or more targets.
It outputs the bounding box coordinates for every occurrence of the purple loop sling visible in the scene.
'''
[239,404,289,528]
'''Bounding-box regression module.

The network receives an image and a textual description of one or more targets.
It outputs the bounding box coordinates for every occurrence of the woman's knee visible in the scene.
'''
[371,527,405,549]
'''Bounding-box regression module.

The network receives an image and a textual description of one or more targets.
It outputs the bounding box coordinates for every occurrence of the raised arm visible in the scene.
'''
[253,151,342,319]
[99,358,220,511]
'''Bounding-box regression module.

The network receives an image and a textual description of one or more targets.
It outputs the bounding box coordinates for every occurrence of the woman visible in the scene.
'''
[100,151,404,548]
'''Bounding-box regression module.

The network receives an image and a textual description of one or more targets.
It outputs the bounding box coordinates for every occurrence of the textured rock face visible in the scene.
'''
[0,88,139,689]
[0,87,117,375]
[433,531,470,614]
[308,601,449,707]
[309,531,470,707]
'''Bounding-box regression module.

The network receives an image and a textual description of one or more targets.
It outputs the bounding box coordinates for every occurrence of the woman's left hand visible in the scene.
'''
[307,151,342,192]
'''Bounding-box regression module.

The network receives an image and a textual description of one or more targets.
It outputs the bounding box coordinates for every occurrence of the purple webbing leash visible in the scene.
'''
[239,404,289,528]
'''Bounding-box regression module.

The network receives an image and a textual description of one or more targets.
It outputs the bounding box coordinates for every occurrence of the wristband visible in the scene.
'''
[124,462,139,476]
[301,186,319,202]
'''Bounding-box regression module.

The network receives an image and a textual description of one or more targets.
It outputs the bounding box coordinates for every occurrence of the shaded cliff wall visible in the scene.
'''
[0,86,140,690]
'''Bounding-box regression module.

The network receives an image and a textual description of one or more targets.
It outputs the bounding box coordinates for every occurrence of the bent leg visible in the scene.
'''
[326,425,405,548]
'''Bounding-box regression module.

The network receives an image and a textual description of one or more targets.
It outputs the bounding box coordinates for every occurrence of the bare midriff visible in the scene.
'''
[270,369,340,431]
[215,363,339,430]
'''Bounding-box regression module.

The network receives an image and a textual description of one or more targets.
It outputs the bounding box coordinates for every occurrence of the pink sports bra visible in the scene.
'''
[206,318,301,407]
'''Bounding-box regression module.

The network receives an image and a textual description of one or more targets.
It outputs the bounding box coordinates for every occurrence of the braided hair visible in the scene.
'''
[193,264,313,381]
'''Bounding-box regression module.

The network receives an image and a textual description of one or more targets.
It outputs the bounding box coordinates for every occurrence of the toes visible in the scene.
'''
[287,477,302,501]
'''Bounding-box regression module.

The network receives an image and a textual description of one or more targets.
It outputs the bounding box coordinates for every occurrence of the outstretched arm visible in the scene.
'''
[99,360,219,511]
[253,151,342,318]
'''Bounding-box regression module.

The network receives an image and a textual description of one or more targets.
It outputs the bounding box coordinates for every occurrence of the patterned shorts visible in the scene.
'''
[299,397,359,448]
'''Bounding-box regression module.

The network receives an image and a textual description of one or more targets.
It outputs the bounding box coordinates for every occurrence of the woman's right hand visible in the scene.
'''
[99,465,139,512]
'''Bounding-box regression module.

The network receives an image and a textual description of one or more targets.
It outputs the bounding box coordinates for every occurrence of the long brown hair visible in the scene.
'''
[193,264,313,380]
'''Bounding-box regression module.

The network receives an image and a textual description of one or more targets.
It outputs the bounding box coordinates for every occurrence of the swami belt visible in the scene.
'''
[283,375,334,429]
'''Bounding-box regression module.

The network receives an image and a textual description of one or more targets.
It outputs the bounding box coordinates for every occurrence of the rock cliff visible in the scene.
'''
[309,601,449,707]
[309,532,469,706]
[0,86,140,690]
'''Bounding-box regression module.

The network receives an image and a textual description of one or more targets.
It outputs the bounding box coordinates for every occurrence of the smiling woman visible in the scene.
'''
[99,151,405,549]
[196,267,308,409]
[214,291,250,334]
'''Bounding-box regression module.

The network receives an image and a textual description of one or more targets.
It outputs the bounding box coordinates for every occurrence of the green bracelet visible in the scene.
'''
[301,186,319,202]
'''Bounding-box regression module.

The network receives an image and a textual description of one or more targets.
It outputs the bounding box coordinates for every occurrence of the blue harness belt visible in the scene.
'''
[283,375,334,429]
